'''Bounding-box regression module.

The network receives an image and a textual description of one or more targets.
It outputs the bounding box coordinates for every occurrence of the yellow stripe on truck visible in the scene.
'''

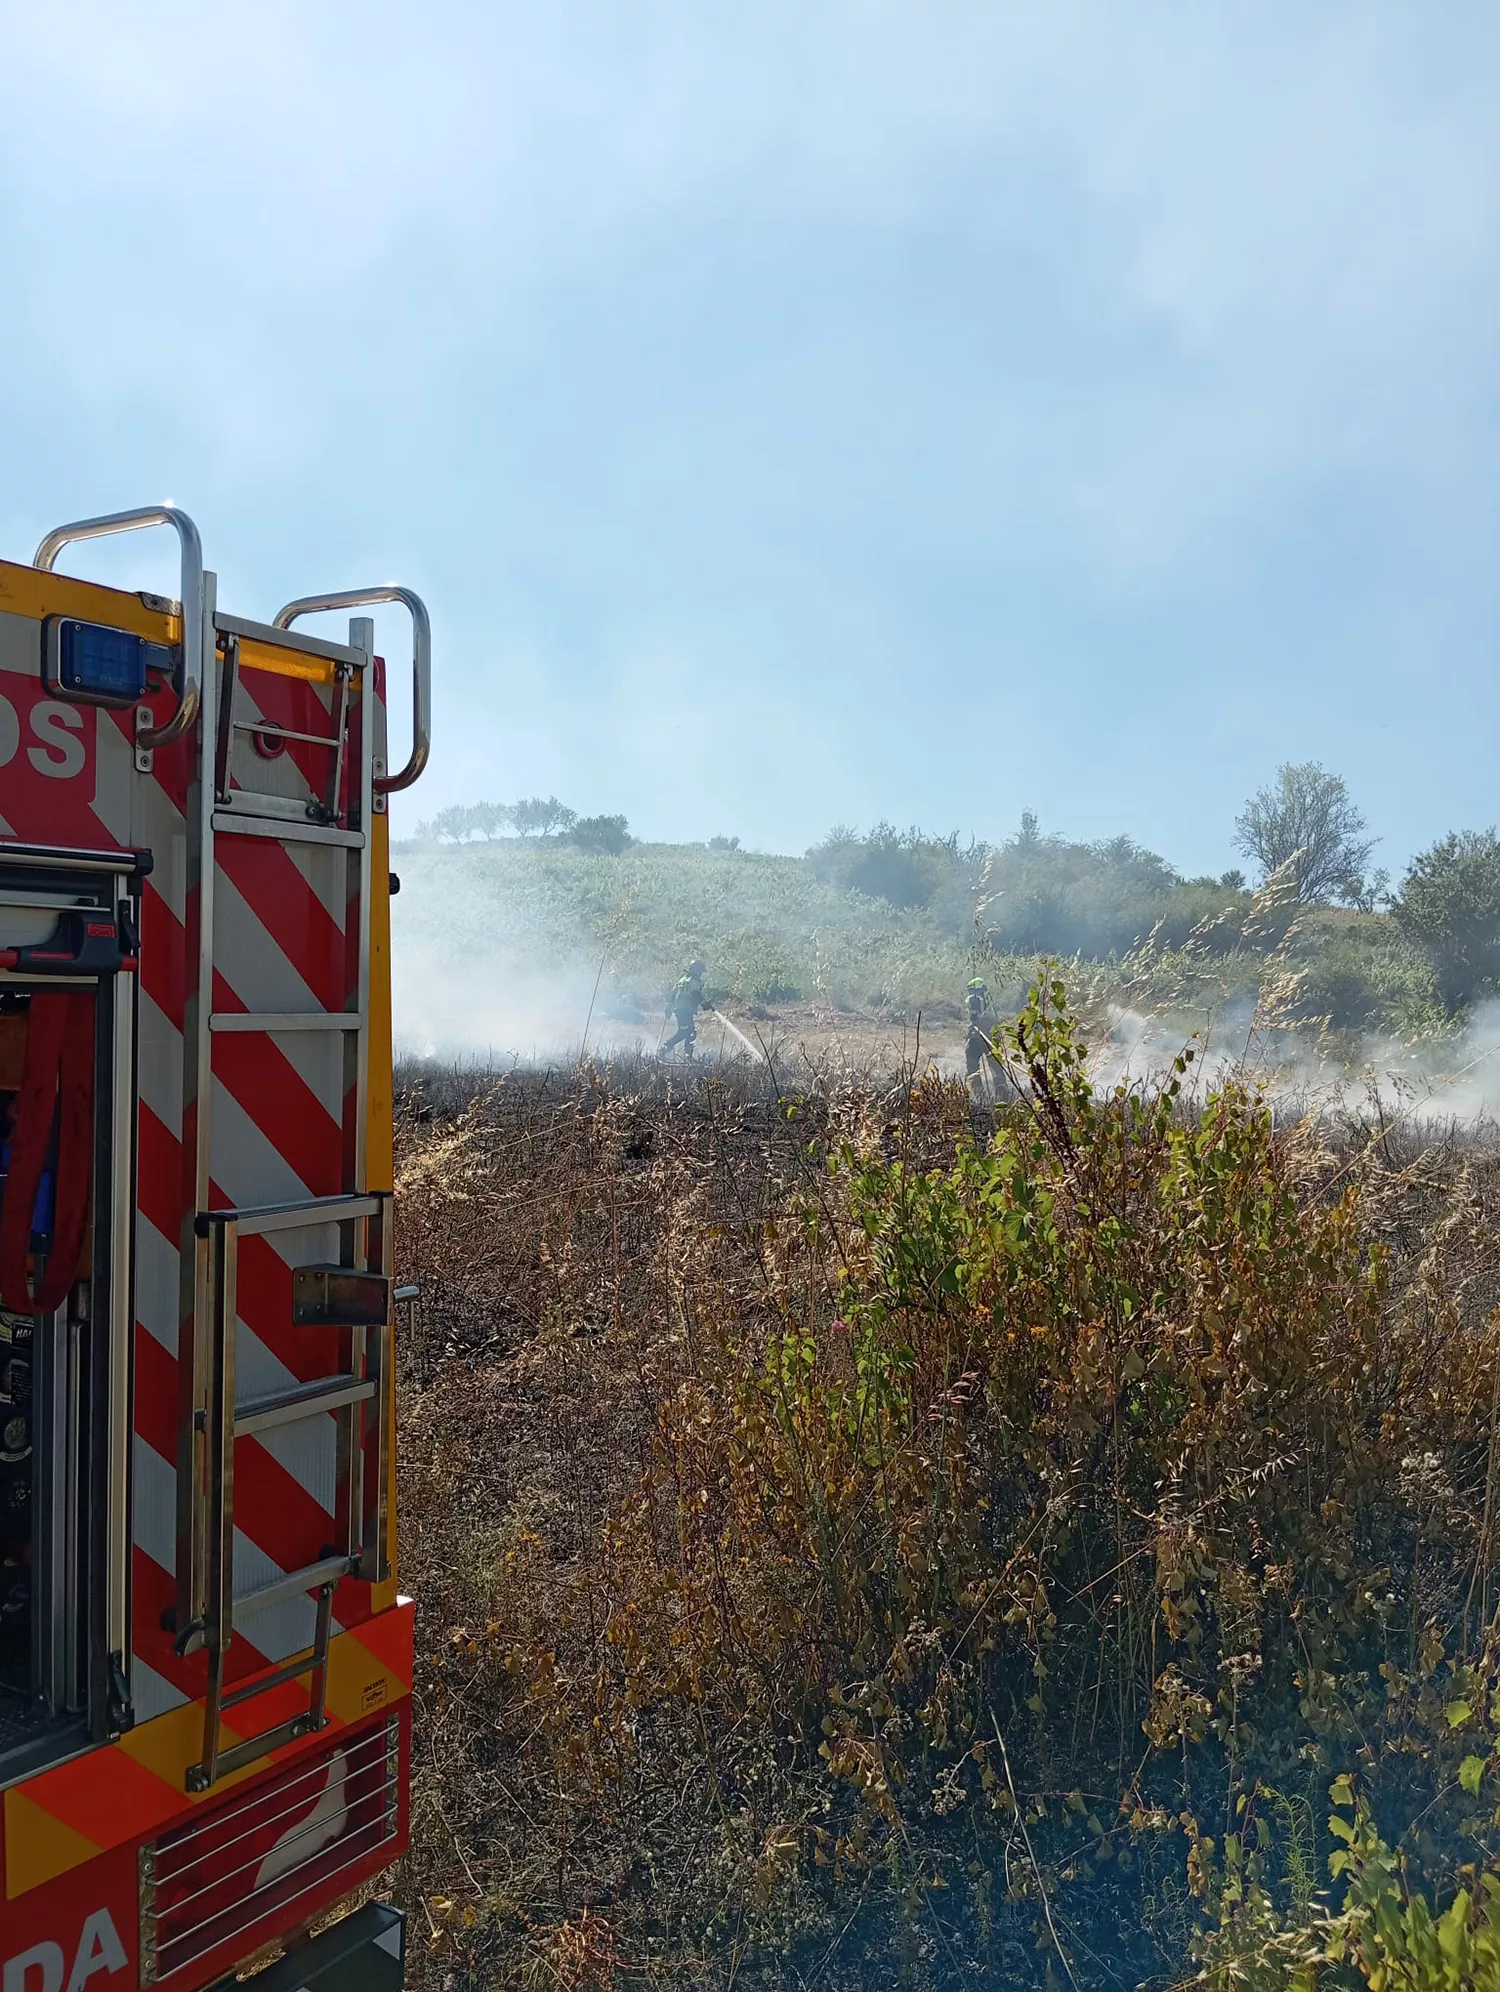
[2,1604,415,1896]
[234,632,345,687]
[3,1793,101,1899]
[0,556,179,642]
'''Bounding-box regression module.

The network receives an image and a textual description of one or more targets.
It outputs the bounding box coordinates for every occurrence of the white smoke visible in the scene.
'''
[391,943,657,1064]
[1089,999,1500,1127]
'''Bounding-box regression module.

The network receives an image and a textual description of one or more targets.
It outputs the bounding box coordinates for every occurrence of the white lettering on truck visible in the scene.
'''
[3,1911,127,1992]
[1,1943,61,1992]
[0,695,86,779]
[27,703,85,779]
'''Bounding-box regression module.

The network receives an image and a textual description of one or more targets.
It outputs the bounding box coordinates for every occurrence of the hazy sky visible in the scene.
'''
[2,1,1497,877]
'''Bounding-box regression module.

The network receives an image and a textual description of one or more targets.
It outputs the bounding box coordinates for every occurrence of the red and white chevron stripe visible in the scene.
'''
[0,634,380,1726]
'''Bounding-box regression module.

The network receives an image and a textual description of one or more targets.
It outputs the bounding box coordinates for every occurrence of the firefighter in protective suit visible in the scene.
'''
[661,961,712,1059]
[964,977,1009,1101]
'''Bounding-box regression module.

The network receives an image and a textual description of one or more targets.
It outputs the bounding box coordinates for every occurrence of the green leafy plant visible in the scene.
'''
[1191,1771,1500,1991]
[568,812,633,856]
[406,976,1500,1985]
[1392,830,1500,1013]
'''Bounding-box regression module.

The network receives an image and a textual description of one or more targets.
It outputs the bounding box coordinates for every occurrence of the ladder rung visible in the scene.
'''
[187,1580,340,1791]
[198,1193,380,1239]
[212,811,365,850]
[219,1642,323,1711]
[230,718,339,751]
[203,1713,323,1786]
[232,1553,354,1625]
[210,1011,362,1032]
[215,609,363,669]
[236,1374,375,1435]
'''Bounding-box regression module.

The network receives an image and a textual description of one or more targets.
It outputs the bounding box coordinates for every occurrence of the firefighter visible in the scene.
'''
[661,961,712,1059]
[964,977,1009,1101]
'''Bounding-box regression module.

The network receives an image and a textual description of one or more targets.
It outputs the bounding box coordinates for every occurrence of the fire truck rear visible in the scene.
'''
[0,506,430,1990]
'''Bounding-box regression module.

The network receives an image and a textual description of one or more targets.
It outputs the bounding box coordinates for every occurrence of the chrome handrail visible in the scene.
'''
[32,505,205,750]
[271,585,431,793]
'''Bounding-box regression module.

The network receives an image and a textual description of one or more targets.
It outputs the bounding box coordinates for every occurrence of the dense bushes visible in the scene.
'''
[802,810,1497,1031]
[979,821,1251,957]
[1284,915,1448,1037]
[399,987,1500,1987]
[1393,831,1500,1013]
[806,822,984,920]
[569,812,633,856]
[811,814,1254,960]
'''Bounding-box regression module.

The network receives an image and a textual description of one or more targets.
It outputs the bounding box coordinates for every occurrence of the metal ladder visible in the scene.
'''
[174,593,393,1790]
[23,509,432,1793]
[185,1190,393,1789]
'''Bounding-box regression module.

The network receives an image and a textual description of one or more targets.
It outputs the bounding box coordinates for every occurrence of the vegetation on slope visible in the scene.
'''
[392,834,1002,1018]
[395,764,1500,1049]
[392,828,1465,1050]
[401,758,1500,1045]
[392,985,1500,1988]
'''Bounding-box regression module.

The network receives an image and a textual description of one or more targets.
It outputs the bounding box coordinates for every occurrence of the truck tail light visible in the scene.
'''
[139,1712,403,1985]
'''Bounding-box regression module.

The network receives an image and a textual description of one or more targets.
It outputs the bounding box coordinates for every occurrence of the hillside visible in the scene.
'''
[388,837,993,1057]
[388,833,1448,1072]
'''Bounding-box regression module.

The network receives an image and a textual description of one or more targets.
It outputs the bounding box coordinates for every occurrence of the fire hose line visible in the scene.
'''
[714,1011,764,1061]
[0,988,95,1315]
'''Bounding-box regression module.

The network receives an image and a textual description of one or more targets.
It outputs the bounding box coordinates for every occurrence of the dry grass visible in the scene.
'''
[387,1025,1500,1991]
[389,1051,974,1985]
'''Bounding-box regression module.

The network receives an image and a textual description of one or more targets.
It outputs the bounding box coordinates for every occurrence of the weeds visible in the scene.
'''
[393,983,1500,1988]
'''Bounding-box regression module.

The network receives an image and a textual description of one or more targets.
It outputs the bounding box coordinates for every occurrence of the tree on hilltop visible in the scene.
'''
[415,800,512,842]
[417,803,476,843]
[512,796,578,838]
[470,800,512,839]
[1233,762,1376,904]
[807,823,972,911]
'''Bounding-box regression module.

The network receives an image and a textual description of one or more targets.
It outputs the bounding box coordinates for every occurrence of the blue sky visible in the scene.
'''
[2,1,1498,878]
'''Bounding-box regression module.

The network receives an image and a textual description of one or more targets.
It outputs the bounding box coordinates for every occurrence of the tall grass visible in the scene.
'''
[391,988,1500,1988]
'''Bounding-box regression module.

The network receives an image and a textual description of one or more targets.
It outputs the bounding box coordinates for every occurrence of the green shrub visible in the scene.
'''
[1193,1775,1500,1990]
[976,818,1249,958]
[806,822,980,915]
[1286,917,1443,1035]
[492,979,1500,1984]
[740,948,800,1004]
[568,812,633,855]
[1393,830,1500,1013]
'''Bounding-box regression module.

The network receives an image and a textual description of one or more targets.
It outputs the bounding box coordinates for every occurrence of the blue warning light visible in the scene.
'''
[52,619,168,704]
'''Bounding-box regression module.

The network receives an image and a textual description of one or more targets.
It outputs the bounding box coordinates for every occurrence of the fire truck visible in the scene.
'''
[0,505,430,1990]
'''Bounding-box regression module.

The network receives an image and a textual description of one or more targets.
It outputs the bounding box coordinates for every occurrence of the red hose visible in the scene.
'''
[0,990,95,1315]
